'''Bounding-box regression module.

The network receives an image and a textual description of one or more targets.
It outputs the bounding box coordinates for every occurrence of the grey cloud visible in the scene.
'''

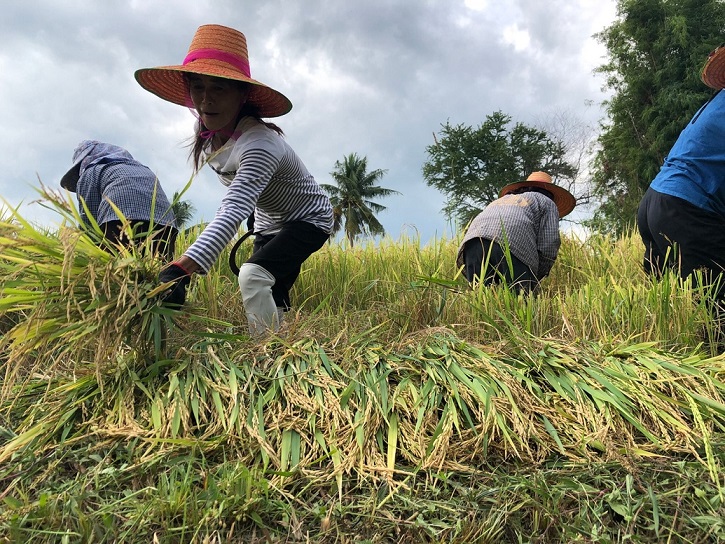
[1,0,615,242]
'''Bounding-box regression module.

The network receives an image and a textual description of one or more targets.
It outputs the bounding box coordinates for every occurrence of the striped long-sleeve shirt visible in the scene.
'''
[456,191,561,279]
[184,116,334,273]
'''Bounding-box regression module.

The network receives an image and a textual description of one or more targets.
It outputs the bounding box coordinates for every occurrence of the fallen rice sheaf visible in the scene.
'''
[2,199,725,481]
[2,194,725,541]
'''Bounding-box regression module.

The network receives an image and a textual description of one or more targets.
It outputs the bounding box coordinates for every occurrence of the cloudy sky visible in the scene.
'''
[1,0,617,244]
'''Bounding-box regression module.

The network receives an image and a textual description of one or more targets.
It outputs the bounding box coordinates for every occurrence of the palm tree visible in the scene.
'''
[170,191,196,229]
[320,153,400,246]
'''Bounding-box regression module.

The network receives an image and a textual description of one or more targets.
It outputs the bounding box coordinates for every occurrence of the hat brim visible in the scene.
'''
[60,163,81,192]
[500,181,576,218]
[134,63,292,118]
[702,46,725,90]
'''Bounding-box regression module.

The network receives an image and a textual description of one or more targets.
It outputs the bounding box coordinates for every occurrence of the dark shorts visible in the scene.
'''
[100,220,178,260]
[637,188,725,299]
[247,221,330,310]
[462,237,538,293]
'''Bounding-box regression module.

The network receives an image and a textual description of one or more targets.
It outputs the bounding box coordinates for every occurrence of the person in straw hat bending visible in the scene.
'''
[135,24,333,336]
[637,45,725,306]
[456,171,576,294]
[60,140,178,259]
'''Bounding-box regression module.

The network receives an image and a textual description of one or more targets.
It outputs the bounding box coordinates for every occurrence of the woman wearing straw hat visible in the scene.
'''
[637,45,725,306]
[456,171,576,293]
[135,24,333,336]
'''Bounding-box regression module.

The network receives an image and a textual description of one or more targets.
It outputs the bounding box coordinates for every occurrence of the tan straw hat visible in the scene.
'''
[701,44,725,90]
[134,24,292,118]
[499,171,576,218]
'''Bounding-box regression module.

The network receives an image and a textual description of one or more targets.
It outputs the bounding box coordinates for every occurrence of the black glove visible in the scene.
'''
[158,263,191,307]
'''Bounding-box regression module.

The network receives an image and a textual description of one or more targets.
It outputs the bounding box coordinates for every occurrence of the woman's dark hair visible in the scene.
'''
[184,75,285,171]
[509,186,555,201]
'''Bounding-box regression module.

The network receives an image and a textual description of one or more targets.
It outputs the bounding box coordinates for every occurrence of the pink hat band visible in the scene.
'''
[183,48,251,78]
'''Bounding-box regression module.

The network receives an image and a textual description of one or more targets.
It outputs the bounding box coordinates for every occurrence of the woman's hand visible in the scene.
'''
[158,262,193,307]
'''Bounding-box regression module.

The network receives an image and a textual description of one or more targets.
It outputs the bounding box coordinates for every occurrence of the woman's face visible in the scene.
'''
[187,74,250,133]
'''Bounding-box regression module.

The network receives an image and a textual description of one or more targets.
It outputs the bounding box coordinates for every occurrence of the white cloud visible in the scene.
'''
[502,23,531,52]
[464,0,488,11]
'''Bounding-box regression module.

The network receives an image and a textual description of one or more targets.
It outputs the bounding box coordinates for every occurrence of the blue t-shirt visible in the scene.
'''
[650,90,725,217]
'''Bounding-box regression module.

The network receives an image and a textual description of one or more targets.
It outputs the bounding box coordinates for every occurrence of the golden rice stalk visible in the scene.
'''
[0,188,173,404]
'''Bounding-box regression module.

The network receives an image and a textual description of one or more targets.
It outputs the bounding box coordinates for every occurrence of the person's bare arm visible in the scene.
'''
[174,255,202,275]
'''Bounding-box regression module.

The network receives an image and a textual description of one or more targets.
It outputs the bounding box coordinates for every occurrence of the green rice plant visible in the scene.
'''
[300,234,462,337]
[550,230,646,288]
[290,228,722,354]
[0,187,233,407]
[3,189,725,542]
[6,326,725,541]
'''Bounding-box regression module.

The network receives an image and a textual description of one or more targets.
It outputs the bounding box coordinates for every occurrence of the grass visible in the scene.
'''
[1,189,724,542]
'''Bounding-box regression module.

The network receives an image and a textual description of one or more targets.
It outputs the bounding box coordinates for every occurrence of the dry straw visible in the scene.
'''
[2,188,725,540]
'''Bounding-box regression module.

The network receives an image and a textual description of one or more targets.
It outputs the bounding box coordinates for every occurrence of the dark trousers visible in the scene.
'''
[462,237,538,293]
[100,220,178,261]
[637,188,725,300]
[247,221,330,310]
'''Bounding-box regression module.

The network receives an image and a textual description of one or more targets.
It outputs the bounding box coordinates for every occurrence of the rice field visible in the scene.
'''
[1,189,724,543]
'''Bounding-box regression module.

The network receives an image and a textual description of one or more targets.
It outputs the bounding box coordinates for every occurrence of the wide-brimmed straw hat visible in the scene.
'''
[134,24,292,118]
[499,171,576,218]
[701,44,725,90]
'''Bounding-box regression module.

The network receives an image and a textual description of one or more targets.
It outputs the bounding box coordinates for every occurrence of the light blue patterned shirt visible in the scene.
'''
[74,141,176,229]
[456,191,561,279]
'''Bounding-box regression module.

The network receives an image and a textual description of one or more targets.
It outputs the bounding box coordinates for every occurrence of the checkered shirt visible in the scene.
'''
[76,161,176,228]
[456,191,561,278]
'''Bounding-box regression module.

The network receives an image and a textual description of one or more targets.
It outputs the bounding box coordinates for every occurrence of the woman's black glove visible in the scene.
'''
[158,263,191,307]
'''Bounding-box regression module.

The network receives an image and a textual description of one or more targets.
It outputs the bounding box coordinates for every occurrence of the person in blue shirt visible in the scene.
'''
[60,140,178,259]
[637,45,725,305]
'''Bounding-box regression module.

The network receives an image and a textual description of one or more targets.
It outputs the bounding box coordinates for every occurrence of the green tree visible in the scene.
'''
[423,111,578,228]
[170,191,196,229]
[588,0,723,235]
[320,153,399,246]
